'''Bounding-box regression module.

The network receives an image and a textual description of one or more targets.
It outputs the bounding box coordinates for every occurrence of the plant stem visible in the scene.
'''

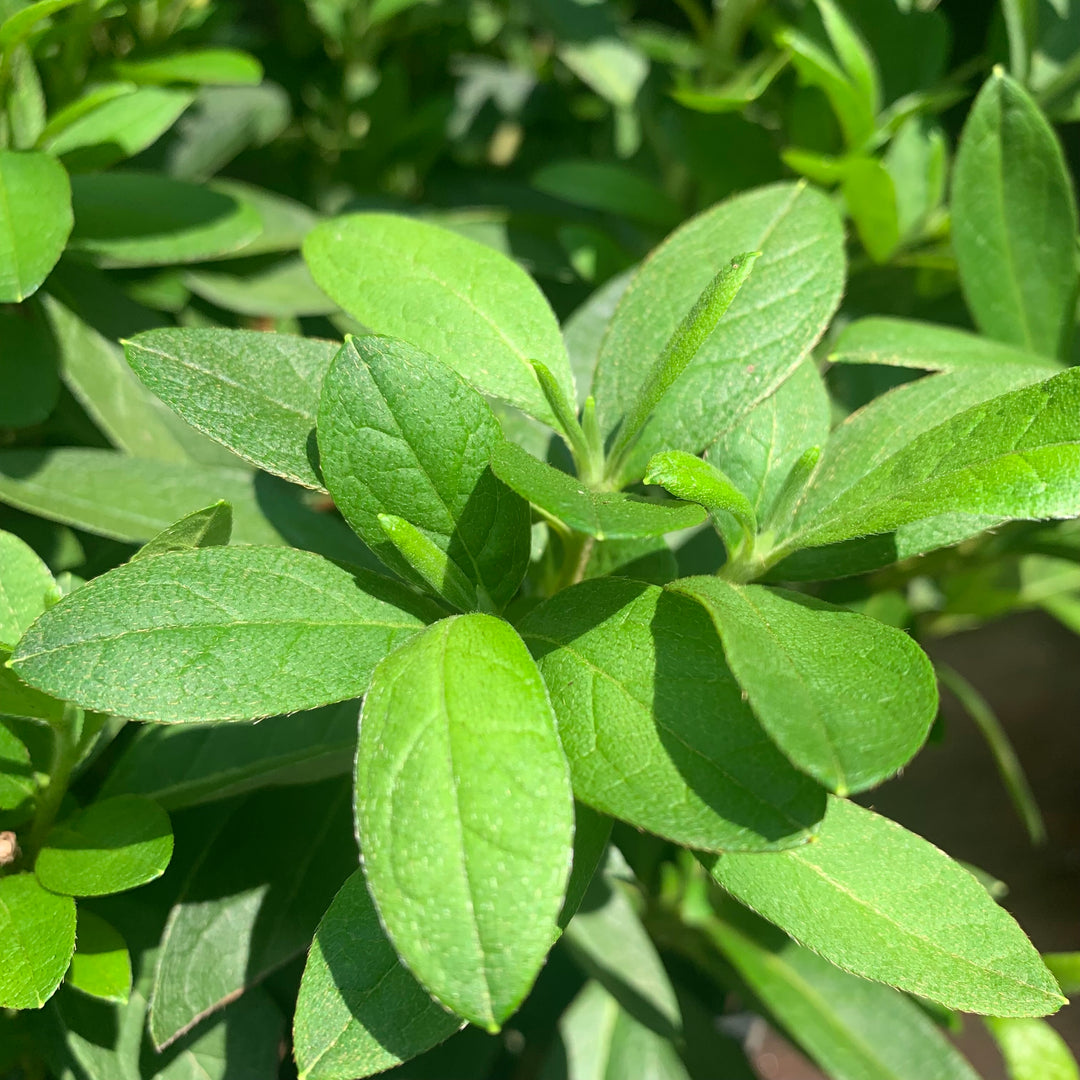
[23,705,81,862]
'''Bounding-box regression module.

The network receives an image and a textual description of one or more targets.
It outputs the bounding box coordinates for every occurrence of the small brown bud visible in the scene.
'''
[0,831,18,867]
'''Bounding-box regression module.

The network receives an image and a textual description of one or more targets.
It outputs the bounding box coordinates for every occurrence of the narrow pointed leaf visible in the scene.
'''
[520,578,826,852]
[11,547,433,722]
[66,912,131,1005]
[0,873,76,1009]
[293,868,462,1080]
[492,441,706,539]
[706,797,1065,1017]
[673,578,938,794]
[318,335,530,609]
[303,213,574,426]
[952,72,1078,359]
[124,328,340,490]
[356,614,574,1029]
[132,501,232,561]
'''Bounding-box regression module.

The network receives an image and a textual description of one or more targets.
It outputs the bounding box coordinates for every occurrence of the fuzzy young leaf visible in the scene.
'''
[11,547,433,722]
[303,214,574,426]
[318,335,531,609]
[591,183,843,482]
[673,578,938,794]
[35,795,174,897]
[952,71,1078,360]
[356,614,574,1030]
[150,779,357,1048]
[492,441,706,540]
[706,797,1065,1017]
[0,149,72,302]
[0,873,76,1009]
[131,501,232,561]
[124,328,340,489]
[66,911,131,1005]
[293,868,462,1080]
[520,578,826,852]
[709,913,981,1080]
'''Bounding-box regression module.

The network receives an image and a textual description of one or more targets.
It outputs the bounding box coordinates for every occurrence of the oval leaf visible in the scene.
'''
[705,797,1065,1017]
[519,578,826,852]
[66,910,131,1004]
[11,547,433,722]
[0,873,76,1009]
[356,614,575,1029]
[0,527,56,647]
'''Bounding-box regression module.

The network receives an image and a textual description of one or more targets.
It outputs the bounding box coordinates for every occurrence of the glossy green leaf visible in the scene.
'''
[356,614,574,1029]
[952,72,1079,359]
[0,717,34,810]
[706,797,1065,1016]
[36,795,173,897]
[564,848,681,1041]
[42,87,193,171]
[0,449,373,565]
[673,578,938,794]
[783,368,1080,555]
[150,779,357,1048]
[520,578,826,852]
[0,299,60,428]
[293,868,462,1080]
[0,527,55,647]
[69,172,262,266]
[114,49,263,87]
[66,911,131,1004]
[125,328,340,490]
[0,149,72,302]
[0,873,75,1009]
[11,546,432,722]
[709,913,981,1080]
[986,1017,1080,1080]
[831,317,1065,375]
[542,980,690,1080]
[303,213,573,426]
[99,700,357,809]
[491,441,706,539]
[132,501,232,561]
[318,335,531,609]
[591,183,843,482]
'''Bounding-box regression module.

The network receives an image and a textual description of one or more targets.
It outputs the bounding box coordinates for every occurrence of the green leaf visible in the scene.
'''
[831,317,1066,375]
[377,514,478,611]
[12,547,432,723]
[150,779,357,1048]
[542,980,691,1080]
[0,0,81,49]
[672,578,938,794]
[842,158,900,264]
[124,328,340,490]
[66,911,131,1005]
[41,87,193,171]
[491,441,706,540]
[0,298,60,428]
[68,172,262,266]
[0,717,34,810]
[36,795,173,897]
[303,213,574,426]
[0,648,64,723]
[0,873,76,1009]
[563,268,635,407]
[708,360,830,529]
[591,183,844,482]
[184,257,336,318]
[99,700,357,809]
[952,72,1079,359]
[564,848,681,1041]
[42,295,236,466]
[113,49,263,87]
[132,501,232,561]
[986,1017,1080,1080]
[519,578,826,852]
[705,797,1065,1017]
[559,803,613,931]
[813,0,881,119]
[318,335,531,609]
[293,868,462,1080]
[0,449,374,565]
[0,527,55,647]
[708,912,981,1080]
[532,161,679,228]
[0,149,72,302]
[1044,953,1080,996]
[356,614,574,1029]
[781,368,1080,555]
